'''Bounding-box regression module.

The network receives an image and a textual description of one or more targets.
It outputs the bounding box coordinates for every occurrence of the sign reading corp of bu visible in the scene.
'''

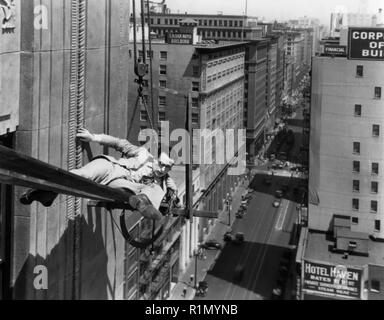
[348,27,384,60]
[303,260,362,299]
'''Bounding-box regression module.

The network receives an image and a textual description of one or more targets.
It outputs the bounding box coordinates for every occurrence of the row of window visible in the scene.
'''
[352,180,379,194]
[198,30,246,39]
[350,212,381,232]
[157,80,200,92]
[207,65,244,83]
[352,198,379,214]
[197,19,244,28]
[353,161,379,174]
[207,55,244,69]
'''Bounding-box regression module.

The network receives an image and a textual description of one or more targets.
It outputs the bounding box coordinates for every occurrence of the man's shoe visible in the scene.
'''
[20,190,58,208]
[129,194,162,221]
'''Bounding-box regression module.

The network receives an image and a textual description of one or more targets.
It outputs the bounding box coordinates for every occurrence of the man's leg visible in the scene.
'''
[107,179,164,221]
[20,158,114,207]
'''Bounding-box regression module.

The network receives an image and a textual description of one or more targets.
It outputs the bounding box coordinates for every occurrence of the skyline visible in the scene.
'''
[166,0,384,25]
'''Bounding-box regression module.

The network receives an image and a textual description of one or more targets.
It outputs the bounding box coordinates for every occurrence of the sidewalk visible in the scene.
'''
[169,180,250,300]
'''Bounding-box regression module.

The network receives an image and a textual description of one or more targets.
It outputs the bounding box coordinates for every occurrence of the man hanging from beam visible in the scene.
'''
[20,128,179,221]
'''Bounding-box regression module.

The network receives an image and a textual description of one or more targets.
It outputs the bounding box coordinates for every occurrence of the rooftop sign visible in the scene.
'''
[348,28,384,60]
[166,32,193,45]
[324,45,347,56]
[303,260,362,299]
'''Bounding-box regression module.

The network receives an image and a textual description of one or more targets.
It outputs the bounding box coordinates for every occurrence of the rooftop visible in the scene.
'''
[304,229,384,267]
[194,41,249,51]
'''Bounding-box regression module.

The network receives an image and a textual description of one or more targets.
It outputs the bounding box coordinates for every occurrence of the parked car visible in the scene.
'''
[234,264,245,282]
[263,177,273,186]
[234,232,245,244]
[271,287,283,300]
[273,200,281,208]
[275,190,284,198]
[224,231,234,242]
[201,240,222,250]
[236,211,244,219]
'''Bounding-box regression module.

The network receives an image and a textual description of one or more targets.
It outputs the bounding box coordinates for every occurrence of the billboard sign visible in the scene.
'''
[348,28,384,60]
[324,45,347,56]
[303,260,362,299]
[167,33,193,45]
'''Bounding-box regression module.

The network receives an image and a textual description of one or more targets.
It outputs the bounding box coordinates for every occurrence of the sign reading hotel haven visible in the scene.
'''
[303,261,362,299]
[348,28,384,60]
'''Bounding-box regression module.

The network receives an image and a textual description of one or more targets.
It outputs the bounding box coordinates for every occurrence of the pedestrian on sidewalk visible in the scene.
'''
[182,287,187,298]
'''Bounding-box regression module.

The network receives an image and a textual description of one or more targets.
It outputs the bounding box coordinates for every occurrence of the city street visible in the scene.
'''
[196,108,307,300]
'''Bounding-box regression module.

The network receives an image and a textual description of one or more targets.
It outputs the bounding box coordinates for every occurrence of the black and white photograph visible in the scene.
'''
[0,0,384,305]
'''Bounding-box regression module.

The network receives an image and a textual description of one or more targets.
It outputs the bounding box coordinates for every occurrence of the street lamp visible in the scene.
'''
[226,193,233,227]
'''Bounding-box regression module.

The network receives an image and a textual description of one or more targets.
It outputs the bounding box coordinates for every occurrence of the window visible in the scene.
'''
[372,163,379,175]
[371,280,381,293]
[373,125,380,137]
[375,87,382,99]
[159,65,167,75]
[349,241,357,248]
[140,111,148,121]
[375,220,381,232]
[159,111,166,122]
[160,51,167,60]
[159,96,166,106]
[159,80,167,88]
[193,66,200,77]
[351,217,359,225]
[165,18,168,24]
[371,200,378,213]
[192,98,199,109]
[354,104,362,117]
[353,142,360,154]
[371,181,379,194]
[356,65,363,77]
[147,51,153,59]
[353,180,360,192]
[192,113,199,124]
[352,198,359,211]
[353,161,360,173]
[192,82,200,92]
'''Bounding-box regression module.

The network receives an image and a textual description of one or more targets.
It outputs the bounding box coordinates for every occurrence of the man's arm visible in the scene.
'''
[77,128,141,155]
[77,128,151,168]
[165,176,178,192]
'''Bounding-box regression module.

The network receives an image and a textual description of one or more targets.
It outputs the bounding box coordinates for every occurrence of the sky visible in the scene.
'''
[166,0,384,25]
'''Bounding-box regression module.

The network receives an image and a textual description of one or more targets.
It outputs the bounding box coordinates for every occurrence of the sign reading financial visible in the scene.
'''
[303,261,362,299]
[167,33,193,45]
[348,28,384,60]
[324,45,347,56]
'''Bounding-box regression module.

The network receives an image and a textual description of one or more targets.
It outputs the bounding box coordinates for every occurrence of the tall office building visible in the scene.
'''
[127,20,246,299]
[297,27,384,300]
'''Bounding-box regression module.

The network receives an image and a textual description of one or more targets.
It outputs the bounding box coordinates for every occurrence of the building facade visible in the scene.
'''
[297,27,384,301]
[0,0,133,299]
[127,22,246,299]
